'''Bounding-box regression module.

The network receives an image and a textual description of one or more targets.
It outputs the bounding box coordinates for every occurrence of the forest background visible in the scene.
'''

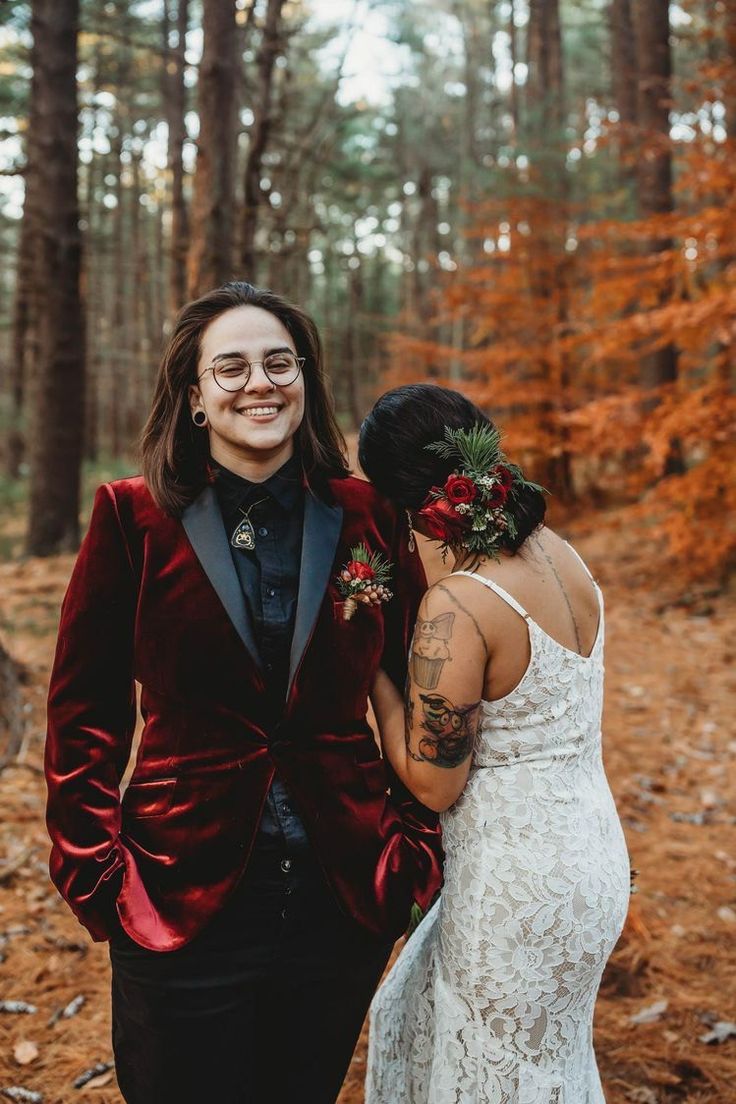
[0,1,735,1102]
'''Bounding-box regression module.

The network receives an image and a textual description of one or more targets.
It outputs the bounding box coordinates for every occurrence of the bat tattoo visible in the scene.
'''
[406,692,480,768]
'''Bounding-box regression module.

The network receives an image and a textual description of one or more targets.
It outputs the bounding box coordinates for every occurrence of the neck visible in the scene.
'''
[210,439,295,483]
[451,544,516,572]
[452,547,476,572]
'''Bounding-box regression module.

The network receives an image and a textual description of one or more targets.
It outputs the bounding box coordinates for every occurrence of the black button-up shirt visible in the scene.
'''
[213,454,309,853]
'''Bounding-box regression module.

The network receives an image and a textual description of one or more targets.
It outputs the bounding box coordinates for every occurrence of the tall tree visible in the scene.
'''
[240,0,286,281]
[610,0,638,131]
[25,0,85,555]
[525,0,573,497]
[508,0,521,136]
[527,0,564,139]
[609,0,639,214]
[724,0,736,137]
[634,0,677,391]
[6,27,39,479]
[187,0,238,297]
[163,0,190,316]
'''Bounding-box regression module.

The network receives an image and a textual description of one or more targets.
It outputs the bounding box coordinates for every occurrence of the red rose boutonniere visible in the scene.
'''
[336,543,393,621]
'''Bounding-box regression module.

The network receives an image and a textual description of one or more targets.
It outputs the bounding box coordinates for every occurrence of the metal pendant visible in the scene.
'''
[230,516,256,551]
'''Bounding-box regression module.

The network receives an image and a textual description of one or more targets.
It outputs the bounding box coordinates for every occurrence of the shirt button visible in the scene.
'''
[258,527,268,537]
[280,858,292,873]
[267,587,276,597]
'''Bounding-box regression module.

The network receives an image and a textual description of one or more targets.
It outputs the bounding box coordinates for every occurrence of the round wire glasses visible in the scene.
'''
[199,351,305,391]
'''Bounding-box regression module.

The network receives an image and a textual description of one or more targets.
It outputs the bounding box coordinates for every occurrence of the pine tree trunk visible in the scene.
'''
[508,0,520,136]
[25,0,85,556]
[109,120,126,459]
[611,0,638,128]
[412,165,435,326]
[724,0,736,137]
[527,0,564,138]
[7,30,43,479]
[635,0,678,393]
[240,0,285,281]
[83,117,102,464]
[344,255,365,430]
[164,0,190,317]
[187,0,238,298]
[130,148,147,440]
[525,0,573,499]
[7,215,35,479]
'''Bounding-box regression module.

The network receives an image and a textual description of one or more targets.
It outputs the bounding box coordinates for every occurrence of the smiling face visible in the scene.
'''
[189,304,306,480]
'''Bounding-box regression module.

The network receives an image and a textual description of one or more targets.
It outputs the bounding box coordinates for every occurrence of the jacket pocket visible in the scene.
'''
[121,777,177,819]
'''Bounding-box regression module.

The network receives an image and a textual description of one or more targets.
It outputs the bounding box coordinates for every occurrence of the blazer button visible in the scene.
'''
[281,858,292,873]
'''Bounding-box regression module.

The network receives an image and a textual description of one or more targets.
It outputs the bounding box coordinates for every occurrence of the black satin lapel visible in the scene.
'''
[181,486,262,672]
[287,490,343,698]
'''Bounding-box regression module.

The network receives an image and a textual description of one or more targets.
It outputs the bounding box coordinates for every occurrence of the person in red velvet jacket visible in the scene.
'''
[44,282,442,1104]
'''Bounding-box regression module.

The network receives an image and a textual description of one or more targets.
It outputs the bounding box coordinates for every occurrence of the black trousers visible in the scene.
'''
[109,848,393,1104]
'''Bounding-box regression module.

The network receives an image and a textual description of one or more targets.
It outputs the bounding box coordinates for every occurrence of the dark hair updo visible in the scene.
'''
[358,383,546,554]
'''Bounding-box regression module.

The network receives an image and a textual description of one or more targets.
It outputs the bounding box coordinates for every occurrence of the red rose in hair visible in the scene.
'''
[493,465,514,491]
[444,474,477,506]
[486,483,508,509]
[347,560,375,581]
[484,465,513,509]
[417,498,472,543]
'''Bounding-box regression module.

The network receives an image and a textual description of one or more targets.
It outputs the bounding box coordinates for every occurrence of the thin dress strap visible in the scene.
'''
[452,571,530,620]
[563,540,604,623]
[563,540,597,586]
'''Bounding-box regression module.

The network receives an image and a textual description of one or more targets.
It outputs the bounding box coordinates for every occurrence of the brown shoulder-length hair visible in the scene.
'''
[140,281,350,515]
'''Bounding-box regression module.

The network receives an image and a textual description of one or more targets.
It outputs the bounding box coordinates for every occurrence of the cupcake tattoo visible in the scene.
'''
[411,612,455,689]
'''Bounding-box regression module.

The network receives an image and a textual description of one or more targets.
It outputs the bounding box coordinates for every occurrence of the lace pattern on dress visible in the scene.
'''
[366,567,630,1104]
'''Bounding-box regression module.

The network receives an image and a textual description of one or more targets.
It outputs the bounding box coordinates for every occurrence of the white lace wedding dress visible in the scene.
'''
[366,562,630,1104]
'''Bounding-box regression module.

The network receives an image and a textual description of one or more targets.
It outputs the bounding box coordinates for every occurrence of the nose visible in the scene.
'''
[242,361,276,393]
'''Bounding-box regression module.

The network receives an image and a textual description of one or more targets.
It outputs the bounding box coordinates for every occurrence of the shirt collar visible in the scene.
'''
[213,453,303,513]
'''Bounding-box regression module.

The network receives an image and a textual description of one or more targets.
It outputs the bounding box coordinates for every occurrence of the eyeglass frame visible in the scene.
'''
[197,350,306,391]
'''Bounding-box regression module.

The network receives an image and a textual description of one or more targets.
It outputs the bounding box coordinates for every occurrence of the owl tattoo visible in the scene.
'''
[407,692,480,769]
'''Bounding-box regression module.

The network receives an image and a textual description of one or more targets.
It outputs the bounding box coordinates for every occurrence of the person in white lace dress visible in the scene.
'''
[358,385,630,1104]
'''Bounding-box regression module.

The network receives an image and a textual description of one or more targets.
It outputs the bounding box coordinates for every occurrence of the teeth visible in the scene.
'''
[241,407,279,417]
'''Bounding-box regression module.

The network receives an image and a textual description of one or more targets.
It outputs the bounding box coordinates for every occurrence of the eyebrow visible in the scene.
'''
[210,346,295,363]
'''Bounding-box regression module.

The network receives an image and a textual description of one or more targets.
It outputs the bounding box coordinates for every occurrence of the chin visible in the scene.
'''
[229,430,294,456]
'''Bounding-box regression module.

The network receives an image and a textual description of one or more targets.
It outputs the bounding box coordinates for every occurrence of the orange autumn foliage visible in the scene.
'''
[384,73,736,590]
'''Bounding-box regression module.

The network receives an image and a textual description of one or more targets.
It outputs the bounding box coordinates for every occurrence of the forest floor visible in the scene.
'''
[0,482,735,1103]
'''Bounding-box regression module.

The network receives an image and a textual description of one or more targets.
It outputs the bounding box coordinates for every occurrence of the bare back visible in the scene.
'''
[448,527,601,702]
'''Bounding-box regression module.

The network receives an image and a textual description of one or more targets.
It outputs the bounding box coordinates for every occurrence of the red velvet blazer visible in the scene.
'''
[44,473,443,950]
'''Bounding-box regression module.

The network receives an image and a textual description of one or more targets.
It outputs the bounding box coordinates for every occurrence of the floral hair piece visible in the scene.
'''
[416,424,546,561]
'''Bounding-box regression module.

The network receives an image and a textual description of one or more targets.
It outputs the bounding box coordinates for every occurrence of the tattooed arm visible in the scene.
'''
[370,578,488,813]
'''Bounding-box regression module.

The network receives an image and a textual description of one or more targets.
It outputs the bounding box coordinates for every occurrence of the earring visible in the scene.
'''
[406,509,416,553]
[192,410,207,427]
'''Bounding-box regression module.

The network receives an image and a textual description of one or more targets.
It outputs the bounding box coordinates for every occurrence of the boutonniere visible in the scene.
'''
[336,543,393,621]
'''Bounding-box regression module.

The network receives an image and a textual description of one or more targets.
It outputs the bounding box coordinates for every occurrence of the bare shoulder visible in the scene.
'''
[418,575,495,657]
